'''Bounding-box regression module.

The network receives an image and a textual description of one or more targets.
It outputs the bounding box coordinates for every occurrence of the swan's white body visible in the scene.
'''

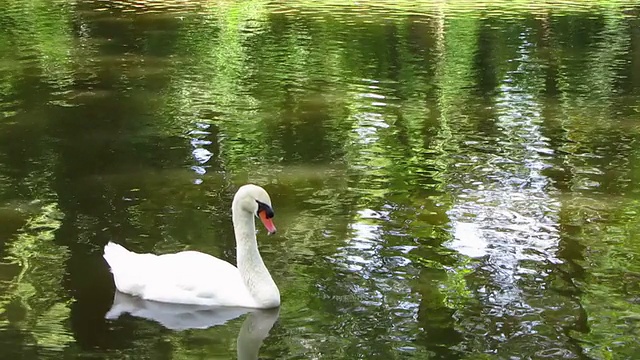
[103,184,280,309]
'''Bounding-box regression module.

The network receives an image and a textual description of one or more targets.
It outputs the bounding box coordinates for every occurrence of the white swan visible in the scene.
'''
[103,184,280,309]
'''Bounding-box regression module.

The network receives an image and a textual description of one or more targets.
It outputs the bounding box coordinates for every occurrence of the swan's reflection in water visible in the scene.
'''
[106,291,279,359]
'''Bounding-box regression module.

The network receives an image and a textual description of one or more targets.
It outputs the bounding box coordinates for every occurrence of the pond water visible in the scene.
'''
[1,0,640,359]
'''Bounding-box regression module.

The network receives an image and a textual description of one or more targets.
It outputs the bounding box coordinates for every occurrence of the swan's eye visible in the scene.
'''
[256,200,275,219]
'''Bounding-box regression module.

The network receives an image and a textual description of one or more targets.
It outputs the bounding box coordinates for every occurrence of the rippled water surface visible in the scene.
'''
[1,0,640,359]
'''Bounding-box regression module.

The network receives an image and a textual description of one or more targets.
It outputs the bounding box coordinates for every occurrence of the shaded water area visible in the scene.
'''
[1,0,640,358]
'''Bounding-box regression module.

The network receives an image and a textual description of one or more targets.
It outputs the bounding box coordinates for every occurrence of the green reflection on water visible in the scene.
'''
[0,0,640,359]
[0,202,72,357]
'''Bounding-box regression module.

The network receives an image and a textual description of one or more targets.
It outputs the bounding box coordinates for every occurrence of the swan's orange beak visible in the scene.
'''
[259,210,276,235]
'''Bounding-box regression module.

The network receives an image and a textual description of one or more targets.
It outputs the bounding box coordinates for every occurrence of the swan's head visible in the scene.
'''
[234,184,277,235]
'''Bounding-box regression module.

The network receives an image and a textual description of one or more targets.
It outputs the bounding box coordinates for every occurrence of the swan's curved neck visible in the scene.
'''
[232,209,280,308]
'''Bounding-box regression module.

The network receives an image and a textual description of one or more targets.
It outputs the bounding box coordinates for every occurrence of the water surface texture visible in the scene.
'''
[1,0,640,359]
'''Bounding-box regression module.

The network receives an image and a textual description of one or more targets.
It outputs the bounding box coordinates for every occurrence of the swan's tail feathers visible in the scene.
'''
[103,243,149,297]
[103,242,132,272]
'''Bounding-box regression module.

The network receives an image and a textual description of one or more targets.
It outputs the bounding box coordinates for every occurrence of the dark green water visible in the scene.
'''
[1,0,640,359]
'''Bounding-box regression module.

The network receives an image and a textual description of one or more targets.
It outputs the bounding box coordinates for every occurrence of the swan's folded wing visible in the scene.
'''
[142,251,253,306]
